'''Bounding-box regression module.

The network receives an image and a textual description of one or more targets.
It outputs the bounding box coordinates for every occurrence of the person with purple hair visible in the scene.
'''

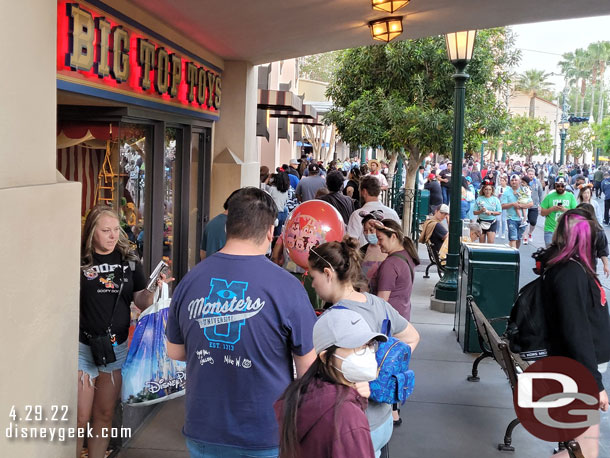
[538,208,610,458]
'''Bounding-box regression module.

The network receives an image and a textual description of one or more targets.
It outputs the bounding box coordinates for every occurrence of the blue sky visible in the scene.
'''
[511,15,610,92]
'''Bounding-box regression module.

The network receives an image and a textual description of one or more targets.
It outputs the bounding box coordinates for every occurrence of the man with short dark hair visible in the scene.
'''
[199,189,240,260]
[295,163,326,202]
[347,175,400,246]
[167,187,317,456]
[540,176,577,246]
[319,170,355,224]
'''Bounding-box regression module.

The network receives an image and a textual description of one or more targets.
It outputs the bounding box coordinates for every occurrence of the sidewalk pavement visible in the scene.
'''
[118,239,609,458]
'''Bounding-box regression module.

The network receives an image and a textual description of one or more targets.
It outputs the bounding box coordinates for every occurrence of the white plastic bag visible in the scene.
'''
[121,283,186,406]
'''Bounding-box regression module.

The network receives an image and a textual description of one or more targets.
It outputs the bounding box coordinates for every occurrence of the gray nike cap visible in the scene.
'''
[313,308,388,354]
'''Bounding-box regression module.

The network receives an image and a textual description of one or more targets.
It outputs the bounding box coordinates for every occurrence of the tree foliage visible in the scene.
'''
[515,69,554,118]
[565,123,593,164]
[503,115,553,161]
[593,117,610,155]
[325,28,520,191]
[298,51,342,83]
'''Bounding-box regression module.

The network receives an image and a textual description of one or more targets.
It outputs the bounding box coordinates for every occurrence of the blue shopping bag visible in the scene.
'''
[121,283,186,406]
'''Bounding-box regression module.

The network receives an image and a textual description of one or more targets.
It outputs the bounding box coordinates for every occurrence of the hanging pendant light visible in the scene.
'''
[369,17,403,43]
[371,0,410,13]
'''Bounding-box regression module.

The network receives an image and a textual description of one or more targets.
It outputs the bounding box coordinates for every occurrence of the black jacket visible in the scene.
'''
[542,259,610,391]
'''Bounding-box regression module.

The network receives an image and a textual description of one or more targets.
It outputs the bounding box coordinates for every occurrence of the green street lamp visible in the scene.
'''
[480,139,488,167]
[434,30,477,303]
[559,121,569,166]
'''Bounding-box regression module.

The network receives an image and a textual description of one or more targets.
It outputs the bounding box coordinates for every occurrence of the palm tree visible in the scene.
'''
[559,51,580,112]
[516,69,553,118]
[573,48,589,116]
[588,41,610,124]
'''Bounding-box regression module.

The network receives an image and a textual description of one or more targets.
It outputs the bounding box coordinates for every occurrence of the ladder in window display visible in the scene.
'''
[95,139,118,206]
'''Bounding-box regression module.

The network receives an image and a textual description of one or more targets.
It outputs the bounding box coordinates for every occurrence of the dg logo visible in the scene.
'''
[514,356,600,442]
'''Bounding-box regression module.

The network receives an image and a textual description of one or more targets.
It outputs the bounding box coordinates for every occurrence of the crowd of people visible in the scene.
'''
[76,151,610,458]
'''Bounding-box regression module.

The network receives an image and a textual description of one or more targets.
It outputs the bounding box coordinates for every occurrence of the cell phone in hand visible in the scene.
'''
[146,260,170,292]
[557,202,563,207]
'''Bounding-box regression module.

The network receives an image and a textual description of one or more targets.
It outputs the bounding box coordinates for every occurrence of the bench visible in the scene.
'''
[423,242,446,279]
[466,296,585,458]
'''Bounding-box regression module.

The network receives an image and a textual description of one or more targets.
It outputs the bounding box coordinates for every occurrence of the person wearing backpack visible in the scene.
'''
[527,209,610,458]
[307,237,420,457]
[274,307,386,458]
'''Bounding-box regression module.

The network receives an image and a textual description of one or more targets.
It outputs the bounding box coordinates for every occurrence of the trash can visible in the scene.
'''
[418,189,430,219]
[456,242,519,353]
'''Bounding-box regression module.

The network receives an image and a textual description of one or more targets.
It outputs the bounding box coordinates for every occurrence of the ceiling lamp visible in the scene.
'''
[371,0,410,13]
[369,17,403,43]
[445,30,477,65]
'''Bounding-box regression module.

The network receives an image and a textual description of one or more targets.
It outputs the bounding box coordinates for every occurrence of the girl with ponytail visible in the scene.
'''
[370,219,420,321]
[540,209,610,458]
[307,236,420,456]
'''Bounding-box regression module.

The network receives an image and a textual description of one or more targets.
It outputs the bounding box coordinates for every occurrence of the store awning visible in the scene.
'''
[270,103,317,120]
[257,89,302,112]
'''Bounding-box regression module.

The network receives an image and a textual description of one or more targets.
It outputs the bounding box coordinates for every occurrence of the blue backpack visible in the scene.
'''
[333,306,415,405]
[368,314,415,405]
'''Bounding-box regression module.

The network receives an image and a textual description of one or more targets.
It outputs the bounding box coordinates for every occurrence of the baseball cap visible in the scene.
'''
[313,308,387,354]
[439,204,449,214]
[428,173,436,180]
[289,158,299,165]
[308,163,319,173]
[465,176,472,183]
[555,176,567,185]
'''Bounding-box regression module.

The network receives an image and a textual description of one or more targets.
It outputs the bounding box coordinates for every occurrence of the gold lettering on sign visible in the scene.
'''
[68,4,94,71]
[111,26,129,82]
[169,54,181,97]
[214,77,222,109]
[95,18,110,77]
[137,39,155,90]
[185,62,198,102]
[155,47,169,94]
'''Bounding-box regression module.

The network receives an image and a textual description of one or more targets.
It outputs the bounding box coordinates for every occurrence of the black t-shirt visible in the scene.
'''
[320,192,356,225]
[80,250,146,344]
[424,180,443,208]
[344,179,360,203]
[439,169,452,188]
[430,223,448,255]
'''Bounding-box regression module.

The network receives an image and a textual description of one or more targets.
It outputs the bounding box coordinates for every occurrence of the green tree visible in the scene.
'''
[325,28,519,229]
[503,115,553,161]
[593,117,610,156]
[298,51,342,83]
[565,123,593,164]
[515,69,553,118]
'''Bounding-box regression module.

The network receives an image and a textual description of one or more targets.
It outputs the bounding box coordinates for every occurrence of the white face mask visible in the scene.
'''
[334,346,378,383]
[365,233,378,245]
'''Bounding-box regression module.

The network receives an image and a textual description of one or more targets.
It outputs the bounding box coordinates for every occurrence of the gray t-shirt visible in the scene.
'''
[295,175,326,202]
[333,292,409,430]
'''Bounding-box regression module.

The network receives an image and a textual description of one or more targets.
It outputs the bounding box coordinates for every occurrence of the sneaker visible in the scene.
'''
[523,237,528,245]
[519,221,528,228]
[529,234,533,241]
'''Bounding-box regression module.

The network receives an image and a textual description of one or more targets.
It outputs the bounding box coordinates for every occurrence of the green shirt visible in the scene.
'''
[540,191,577,233]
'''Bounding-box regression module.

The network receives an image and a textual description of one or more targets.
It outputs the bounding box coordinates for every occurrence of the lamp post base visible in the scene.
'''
[430,296,456,314]
[434,262,459,301]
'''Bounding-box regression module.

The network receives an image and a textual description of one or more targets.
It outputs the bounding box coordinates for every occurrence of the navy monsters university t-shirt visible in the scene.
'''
[166,253,316,449]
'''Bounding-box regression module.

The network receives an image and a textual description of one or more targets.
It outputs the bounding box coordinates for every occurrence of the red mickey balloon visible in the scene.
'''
[283,200,345,269]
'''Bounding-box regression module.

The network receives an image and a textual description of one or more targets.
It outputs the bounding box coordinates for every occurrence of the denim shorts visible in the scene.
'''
[507,219,526,241]
[78,341,128,382]
[371,414,393,458]
[185,438,278,458]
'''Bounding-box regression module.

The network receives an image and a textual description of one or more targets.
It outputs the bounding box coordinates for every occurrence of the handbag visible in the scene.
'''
[478,219,495,231]
[122,283,187,406]
[84,264,125,366]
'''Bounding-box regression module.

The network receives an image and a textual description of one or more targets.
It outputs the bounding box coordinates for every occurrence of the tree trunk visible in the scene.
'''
[401,149,422,239]
[529,93,536,118]
[580,79,586,115]
[598,65,606,124]
[589,83,596,120]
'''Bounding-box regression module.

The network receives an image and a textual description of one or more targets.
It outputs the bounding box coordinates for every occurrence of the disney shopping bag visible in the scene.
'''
[122,283,186,406]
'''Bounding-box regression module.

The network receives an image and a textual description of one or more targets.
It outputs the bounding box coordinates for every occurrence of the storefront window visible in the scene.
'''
[163,128,181,278]
[119,123,151,264]
[188,132,203,270]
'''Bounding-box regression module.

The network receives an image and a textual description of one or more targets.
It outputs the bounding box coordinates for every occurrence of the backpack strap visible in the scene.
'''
[389,252,414,282]
[380,310,391,337]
